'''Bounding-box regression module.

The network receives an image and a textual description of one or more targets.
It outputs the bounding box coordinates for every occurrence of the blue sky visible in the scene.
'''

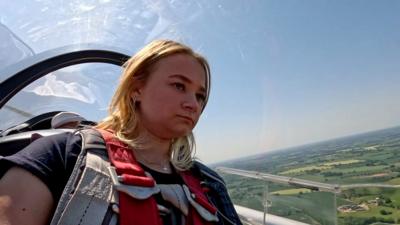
[1,0,399,163]
[193,0,400,163]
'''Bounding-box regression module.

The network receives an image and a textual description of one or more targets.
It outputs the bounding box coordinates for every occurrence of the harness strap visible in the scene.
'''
[180,172,219,223]
[50,129,227,225]
[98,129,162,225]
[98,129,218,225]
[51,129,113,225]
[158,184,189,216]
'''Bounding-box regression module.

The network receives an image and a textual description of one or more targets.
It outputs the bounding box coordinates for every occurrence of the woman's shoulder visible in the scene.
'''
[1,131,81,163]
[0,131,83,200]
[192,161,226,186]
[39,131,82,143]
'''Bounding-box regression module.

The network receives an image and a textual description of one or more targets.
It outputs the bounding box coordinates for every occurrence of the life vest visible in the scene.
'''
[50,128,219,225]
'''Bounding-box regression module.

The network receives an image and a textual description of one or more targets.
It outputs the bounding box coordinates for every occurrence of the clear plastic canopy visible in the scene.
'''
[1,1,400,163]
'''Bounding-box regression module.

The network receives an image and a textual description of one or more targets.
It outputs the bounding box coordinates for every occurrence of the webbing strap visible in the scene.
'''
[55,142,113,225]
[97,129,218,225]
[98,129,162,225]
[180,172,219,224]
[50,129,221,225]
[50,129,115,225]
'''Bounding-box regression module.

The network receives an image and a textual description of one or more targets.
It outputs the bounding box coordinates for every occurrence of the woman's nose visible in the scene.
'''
[182,94,200,113]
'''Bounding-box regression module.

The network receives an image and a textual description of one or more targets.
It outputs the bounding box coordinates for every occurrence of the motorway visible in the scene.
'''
[217,167,400,193]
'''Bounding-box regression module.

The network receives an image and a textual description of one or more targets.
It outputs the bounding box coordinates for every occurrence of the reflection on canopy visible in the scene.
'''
[1,0,400,164]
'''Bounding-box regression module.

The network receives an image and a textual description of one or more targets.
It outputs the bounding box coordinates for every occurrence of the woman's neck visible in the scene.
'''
[132,128,173,173]
[139,127,171,154]
[137,137,171,160]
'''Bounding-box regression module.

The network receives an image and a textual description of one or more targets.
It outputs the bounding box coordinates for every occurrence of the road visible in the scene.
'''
[217,167,400,193]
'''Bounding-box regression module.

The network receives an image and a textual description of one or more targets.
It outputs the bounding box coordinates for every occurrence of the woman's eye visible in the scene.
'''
[196,93,206,103]
[173,82,185,91]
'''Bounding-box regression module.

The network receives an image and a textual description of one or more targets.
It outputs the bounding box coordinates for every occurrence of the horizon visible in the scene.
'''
[210,123,400,166]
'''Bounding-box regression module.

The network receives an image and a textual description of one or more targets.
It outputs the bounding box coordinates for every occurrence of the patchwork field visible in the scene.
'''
[217,126,400,225]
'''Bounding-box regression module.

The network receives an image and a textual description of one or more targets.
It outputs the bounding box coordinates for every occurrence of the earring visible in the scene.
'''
[131,95,138,110]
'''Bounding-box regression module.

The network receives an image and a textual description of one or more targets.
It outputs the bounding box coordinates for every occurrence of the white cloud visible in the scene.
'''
[26,74,97,104]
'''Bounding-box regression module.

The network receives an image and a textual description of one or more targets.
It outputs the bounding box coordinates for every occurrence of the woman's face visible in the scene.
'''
[134,53,207,140]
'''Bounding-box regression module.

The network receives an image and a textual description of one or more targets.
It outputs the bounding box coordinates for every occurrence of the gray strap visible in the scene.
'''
[183,185,219,222]
[108,214,118,225]
[55,150,114,225]
[159,184,189,216]
[50,132,90,225]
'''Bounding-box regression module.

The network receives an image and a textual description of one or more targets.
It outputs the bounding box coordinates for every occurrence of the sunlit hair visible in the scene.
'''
[96,40,211,171]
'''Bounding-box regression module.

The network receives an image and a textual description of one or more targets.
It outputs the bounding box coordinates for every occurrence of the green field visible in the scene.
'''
[270,188,312,195]
[268,191,337,225]
[338,204,400,225]
[218,126,400,225]
[388,178,400,185]
[279,165,332,175]
[323,159,363,166]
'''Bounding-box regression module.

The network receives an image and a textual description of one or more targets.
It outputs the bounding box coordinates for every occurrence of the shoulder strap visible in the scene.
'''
[51,129,225,225]
[97,129,162,225]
[180,171,219,224]
[50,128,116,225]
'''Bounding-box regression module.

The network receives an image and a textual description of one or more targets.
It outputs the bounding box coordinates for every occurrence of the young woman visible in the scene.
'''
[0,40,242,225]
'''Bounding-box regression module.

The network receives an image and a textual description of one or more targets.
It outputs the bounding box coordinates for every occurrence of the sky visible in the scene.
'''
[1,0,399,163]
[193,0,400,163]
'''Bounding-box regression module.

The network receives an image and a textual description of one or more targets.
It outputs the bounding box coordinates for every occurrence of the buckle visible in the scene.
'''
[108,166,160,200]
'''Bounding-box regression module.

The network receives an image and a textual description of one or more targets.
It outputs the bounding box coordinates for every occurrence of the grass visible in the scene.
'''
[339,205,400,220]
[330,165,388,174]
[358,152,394,161]
[387,177,400,185]
[295,174,327,182]
[388,189,400,206]
[323,159,362,166]
[270,188,312,195]
[280,161,386,176]
[268,191,337,225]
[279,165,332,175]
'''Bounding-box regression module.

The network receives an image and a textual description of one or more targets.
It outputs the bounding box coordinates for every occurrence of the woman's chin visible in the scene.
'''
[169,128,193,139]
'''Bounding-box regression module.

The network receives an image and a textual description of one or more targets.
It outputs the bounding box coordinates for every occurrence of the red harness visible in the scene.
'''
[98,129,217,225]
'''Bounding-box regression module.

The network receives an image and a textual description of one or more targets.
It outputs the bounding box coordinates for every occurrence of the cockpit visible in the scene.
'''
[1,1,400,224]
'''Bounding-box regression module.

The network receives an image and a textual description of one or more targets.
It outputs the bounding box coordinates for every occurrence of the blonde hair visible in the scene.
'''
[96,40,211,171]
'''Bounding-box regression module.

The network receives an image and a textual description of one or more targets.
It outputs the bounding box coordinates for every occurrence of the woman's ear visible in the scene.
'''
[130,89,142,102]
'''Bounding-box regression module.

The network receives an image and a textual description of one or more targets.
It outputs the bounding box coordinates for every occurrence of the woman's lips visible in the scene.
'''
[177,115,194,125]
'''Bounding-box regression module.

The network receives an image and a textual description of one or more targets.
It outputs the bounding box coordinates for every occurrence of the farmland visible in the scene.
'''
[216,126,400,225]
